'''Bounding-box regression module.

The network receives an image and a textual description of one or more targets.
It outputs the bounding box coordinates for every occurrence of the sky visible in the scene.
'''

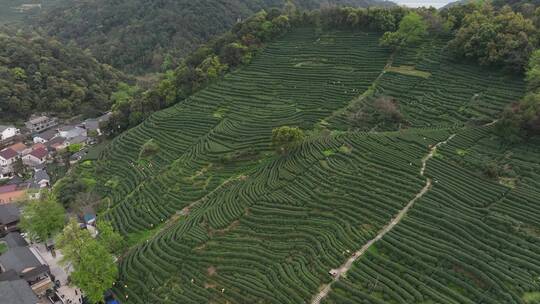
[392,0,455,8]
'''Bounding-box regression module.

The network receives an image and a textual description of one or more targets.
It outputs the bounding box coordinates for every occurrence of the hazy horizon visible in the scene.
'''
[392,0,455,8]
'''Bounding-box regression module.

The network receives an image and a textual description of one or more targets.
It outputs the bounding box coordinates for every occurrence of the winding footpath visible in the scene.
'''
[311,133,456,304]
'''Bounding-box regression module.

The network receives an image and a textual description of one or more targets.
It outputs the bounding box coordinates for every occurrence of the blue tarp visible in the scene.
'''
[83,214,96,223]
[106,300,119,304]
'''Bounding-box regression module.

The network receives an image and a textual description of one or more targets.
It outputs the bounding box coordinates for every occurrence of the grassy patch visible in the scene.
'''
[499,177,517,188]
[125,224,164,248]
[323,149,335,157]
[456,149,467,156]
[523,292,540,303]
[0,242,7,254]
[213,107,227,119]
[386,65,431,79]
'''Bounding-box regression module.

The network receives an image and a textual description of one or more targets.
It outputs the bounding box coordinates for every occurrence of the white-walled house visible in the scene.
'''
[0,148,19,179]
[33,129,58,144]
[0,126,19,141]
[22,147,48,166]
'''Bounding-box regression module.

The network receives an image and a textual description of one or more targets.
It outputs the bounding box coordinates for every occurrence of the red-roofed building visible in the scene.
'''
[23,147,49,166]
[0,184,27,204]
[6,142,29,155]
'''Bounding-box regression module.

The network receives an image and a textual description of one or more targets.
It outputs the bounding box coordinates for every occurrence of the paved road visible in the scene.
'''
[311,134,455,304]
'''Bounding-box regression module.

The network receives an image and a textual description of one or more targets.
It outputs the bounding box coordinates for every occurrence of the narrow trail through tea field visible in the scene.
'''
[311,133,456,304]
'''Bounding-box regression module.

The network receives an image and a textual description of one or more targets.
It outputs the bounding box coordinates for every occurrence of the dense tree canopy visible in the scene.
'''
[380,12,428,50]
[499,49,540,140]
[272,126,305,154]
[20,195,66,242]
[0,27,128,122]
[448,3,538,71]
[37,0,393,75]
[57,219,118,304]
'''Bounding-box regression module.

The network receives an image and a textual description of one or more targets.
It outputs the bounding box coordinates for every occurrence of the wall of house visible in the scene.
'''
[0,190,26,204]
[0,128,18,141]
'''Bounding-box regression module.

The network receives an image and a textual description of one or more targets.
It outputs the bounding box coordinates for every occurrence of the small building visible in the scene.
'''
[0,149,19,179]
[0,126,20,142]
[0,205,20,236]
[45,137,67,152]
[22,148,48,167]
[32,129,57,144]
[84,214,96,227]
[5,143,29,157]
[25,116,58,134]
[0,185,27,205]
[0,279,39,304]
[70,150,87,164]
[0,239,52,295]
[32,170,50,189]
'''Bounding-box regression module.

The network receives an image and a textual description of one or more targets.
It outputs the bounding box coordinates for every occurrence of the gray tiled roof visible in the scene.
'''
[0,280,38,304]
[0,204,19,225]
[0,279,38,304]
[1,233,28,249]
[0,247,41,275]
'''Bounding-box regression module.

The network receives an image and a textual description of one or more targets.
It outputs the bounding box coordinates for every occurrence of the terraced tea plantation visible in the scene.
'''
[85,27,540,303]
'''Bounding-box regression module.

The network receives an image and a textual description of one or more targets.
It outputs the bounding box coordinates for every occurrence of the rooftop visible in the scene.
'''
[34,129,57,141]
[0,125,14,132]
[0,185,18,195]
[1,233,28,249]
[0,204,20,224]
[0,148,18,160]
[33,170,50,183]
[26,116,50,124]
[6,143,27,153]
[0,246,42,275]
[0,279,38,304]
[29,148,48,159]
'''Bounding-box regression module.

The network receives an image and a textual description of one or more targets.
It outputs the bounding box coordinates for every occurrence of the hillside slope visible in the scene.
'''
[36,0,394,74]
[0,27,128,122]
[60,24,540,304]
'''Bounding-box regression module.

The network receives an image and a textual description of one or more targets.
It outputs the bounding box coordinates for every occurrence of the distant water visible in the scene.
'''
[392,0,455,8]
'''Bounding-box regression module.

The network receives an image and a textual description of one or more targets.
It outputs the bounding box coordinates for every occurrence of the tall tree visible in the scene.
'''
[56,219,118,303]
[379,12,428,50]
[271,126,305,154]
[97,220,125,255]
[20,195,65,242]
[448,4,537,71]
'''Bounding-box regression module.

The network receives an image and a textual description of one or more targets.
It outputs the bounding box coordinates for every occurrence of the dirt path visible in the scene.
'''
[311,134,455,304]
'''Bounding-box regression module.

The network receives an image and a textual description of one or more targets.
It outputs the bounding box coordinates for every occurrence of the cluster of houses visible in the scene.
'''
[0,204,100,304]
[0,204,53,304]
[0,113,111,203]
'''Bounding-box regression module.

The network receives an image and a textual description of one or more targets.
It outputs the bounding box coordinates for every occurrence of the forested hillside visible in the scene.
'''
[36,0,393,74]
[0,27,128,122]
[0,0,63,25]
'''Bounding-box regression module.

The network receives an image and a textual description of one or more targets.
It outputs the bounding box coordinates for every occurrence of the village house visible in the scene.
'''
[0,185,27,205]
[83,112,111,136]
[32,129,57,144]
[0,204,20,237]
[5,143,30,157]
[0,232,53,297]
[32,170,50,189]
[0,149,19,179]
[0,126,19,142]
[45,136,67,152]
[25,115,58,134]
[22,148,48,167]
